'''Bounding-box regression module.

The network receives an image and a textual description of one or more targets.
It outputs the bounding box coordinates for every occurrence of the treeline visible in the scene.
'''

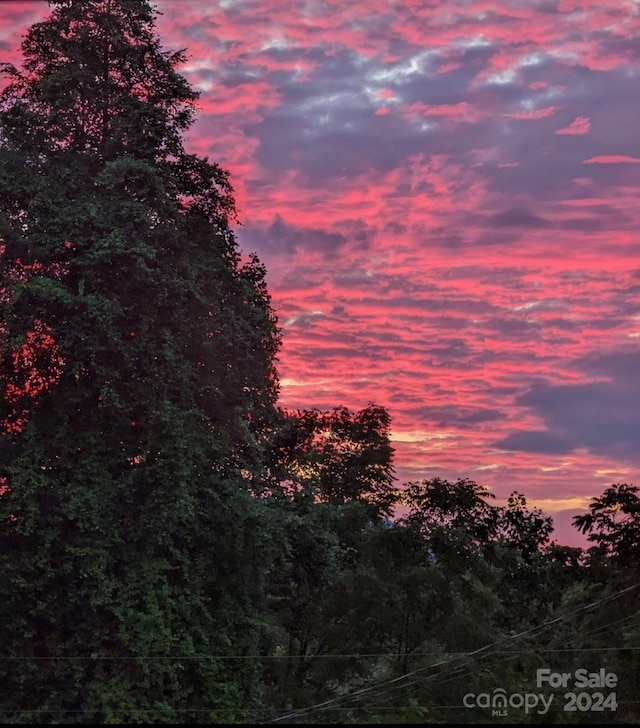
[254,438,640,724]
[0,1,638,723]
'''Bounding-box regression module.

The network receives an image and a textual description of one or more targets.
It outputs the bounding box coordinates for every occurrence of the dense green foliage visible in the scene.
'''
[256,478,639,724]
[0,0,279,721]
[1,1,638,724]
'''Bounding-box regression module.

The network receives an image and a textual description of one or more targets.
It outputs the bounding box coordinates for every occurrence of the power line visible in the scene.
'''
[359,594,640,718]
[3,645,640,661]
[260,580,640,724]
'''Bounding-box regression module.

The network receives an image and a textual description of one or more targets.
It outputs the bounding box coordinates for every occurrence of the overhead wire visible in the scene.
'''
[2,583,637,720]
[259,580,640,724]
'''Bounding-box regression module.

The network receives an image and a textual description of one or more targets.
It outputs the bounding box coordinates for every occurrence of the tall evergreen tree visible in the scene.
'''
[0,0,280,721]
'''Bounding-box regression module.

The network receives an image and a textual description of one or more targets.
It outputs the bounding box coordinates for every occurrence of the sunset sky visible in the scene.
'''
[3,0,640,545]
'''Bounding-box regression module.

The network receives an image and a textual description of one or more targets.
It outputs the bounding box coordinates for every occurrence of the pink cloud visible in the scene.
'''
[401,101,486,125]
[556,116,590,135]
[503,106,560,120]
[583,155,640,164]
[560,198,612,207]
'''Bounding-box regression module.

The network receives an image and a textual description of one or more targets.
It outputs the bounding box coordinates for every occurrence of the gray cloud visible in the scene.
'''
[408,404,504,429]
[497,429,575,455]
[488,207,549,228]
[241,215,348,256]
[496,351,640,460]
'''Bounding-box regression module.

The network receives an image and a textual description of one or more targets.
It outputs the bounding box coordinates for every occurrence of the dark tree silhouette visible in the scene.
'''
[0,1,280,721]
